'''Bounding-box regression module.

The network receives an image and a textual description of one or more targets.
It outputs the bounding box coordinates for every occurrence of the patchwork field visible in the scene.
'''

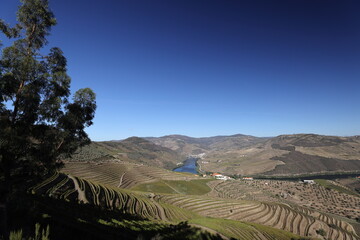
[131,179,213,195]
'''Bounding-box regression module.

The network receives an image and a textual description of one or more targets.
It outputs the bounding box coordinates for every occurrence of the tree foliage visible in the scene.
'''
[0,0,96,193]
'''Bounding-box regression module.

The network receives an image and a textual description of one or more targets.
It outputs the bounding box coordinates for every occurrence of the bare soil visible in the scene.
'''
[264,151,360,175]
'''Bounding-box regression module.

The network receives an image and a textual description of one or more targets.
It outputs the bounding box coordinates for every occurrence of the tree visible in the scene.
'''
[0,0,96,236]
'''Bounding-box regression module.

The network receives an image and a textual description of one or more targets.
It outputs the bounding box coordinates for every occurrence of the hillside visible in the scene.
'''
[64,133,360,176]
[147,134,360,176]
[63,137,183,170]
[62,161,200,189]
[62,161,360,220]
[146,134,267,155]
[259,134,360,175]
[31,172,360,240]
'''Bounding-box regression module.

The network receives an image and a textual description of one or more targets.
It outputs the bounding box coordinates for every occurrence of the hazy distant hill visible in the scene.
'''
[263,134,360,175]
[64,137,182,170]
[65,133,360,176]
[147,134,360,176]
[146,134,267,156]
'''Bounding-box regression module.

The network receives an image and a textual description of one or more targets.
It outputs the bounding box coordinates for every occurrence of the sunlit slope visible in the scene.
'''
[189,217,302,240]
[199,134,360,175]
[30,172,197,222]
[29,174,302,240]
[62,162,199,189]
[159,195,359,240]
[63,137,183,170]
[131,179,213,195]
[65,134,360,176]
[31,173,359,240]
[207,179,360,220]
[146,134,266,156]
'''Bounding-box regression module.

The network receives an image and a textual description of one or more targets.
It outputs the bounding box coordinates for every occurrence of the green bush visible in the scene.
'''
[7,223,50,240]
[316,228,326,236]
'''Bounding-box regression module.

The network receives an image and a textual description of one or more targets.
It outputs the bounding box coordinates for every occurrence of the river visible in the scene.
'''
[173,158,198,174]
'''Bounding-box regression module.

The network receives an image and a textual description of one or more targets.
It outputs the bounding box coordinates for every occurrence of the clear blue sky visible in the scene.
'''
[1,0,360,140]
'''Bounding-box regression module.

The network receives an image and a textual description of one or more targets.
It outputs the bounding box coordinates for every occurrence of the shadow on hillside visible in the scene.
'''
[5,193,225,240]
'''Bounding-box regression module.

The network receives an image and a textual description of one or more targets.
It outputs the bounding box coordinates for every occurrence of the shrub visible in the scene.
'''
[6,223,50,240]
[316,228,326,236]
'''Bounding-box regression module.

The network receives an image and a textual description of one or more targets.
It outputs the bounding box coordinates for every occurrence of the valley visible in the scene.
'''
[146,134,360,176]
[2,1,360,239]
[30,159,359,240]
[31,133,360,239]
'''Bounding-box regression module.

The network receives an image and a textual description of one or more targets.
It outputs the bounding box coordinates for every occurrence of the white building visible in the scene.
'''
[303,180,315,184]
[242,177,253,180]
[215,175,231,180]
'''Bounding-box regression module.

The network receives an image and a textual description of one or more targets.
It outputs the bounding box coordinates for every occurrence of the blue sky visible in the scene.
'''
[1,0,360,140]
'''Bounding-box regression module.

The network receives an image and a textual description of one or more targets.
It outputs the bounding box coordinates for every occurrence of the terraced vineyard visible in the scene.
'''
[31,172,197,221]
[158,195,359,240]
[30,172,360,240]
[62,162,199,189]
[189,218,303,240]
[206,179,280,202]
[208,179,360,220]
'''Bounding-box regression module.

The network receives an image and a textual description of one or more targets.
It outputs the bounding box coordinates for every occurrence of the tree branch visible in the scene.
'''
[56,139,64,151]
[11,80,25,124]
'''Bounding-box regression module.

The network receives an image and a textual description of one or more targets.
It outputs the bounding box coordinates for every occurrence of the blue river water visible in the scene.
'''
[173,158,198,174]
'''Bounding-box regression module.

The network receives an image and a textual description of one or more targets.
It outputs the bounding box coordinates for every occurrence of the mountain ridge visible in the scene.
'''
[145,133,360,176]
[63,137,183,170]
[66,133,360,176]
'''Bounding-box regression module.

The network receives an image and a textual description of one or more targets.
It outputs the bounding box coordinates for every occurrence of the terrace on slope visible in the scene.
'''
[207,179,360,220]
[31,173,313,240]
[62,137,183,170]
[62,162,200,189]
[159,194,359,240]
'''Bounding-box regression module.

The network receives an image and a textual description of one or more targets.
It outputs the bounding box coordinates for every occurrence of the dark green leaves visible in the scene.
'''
[0,20,20,39]
[0,0,96,184]
[17,0,56,50]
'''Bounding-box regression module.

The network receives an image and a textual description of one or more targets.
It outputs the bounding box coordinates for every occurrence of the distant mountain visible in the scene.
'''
[146,133,360,176]
[63,137,182,170]
[65,133,360,176]
[262,134,360,175]
[146,134,267,156]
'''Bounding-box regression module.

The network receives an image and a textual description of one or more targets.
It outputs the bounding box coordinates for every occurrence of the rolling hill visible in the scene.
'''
[53,139,360,239]
[146,134,360,176]
[64,133,360,176]
[63,137,183,170]
[31,168,360,240]
[146,134,267,156]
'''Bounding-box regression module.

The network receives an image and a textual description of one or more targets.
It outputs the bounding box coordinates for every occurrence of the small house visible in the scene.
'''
[242,177,253,180]
[303,180,315,184]
[211,173,222,177]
